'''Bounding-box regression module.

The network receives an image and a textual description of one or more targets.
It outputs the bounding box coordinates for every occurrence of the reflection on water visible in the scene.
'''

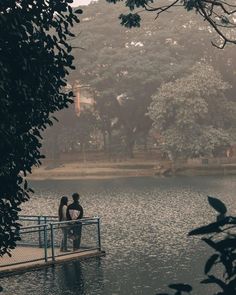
[1,176,236,295]
[2,258,103,295]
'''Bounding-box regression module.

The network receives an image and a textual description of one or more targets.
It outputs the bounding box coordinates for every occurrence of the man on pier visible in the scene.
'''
[67,193,84,250]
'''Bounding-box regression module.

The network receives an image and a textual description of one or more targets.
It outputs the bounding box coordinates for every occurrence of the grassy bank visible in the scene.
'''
[27,160,236,180]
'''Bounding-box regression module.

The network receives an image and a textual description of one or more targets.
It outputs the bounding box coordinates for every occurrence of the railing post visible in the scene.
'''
[38,216,42,248]
[50,223,55,262]
[43,224,48,262]
[97,217,101,251]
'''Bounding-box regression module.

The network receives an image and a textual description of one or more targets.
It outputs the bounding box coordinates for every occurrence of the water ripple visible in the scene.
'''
[1,176,236,295]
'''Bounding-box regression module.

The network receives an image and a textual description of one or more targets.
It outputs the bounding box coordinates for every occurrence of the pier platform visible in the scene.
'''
[0,246,105,276]
[0,216,105,276]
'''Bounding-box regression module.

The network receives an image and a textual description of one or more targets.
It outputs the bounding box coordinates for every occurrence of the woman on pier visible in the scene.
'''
[58,196,69,252]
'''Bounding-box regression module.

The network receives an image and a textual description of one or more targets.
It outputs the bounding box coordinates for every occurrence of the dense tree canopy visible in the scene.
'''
[38,0,236,160]
[40,1,236,160]
[69,1,206,157]
[148,63,236,159]
[0,0,81,256]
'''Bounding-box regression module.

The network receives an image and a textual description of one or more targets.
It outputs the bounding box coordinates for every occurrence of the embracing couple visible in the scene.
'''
[58,192,84,252]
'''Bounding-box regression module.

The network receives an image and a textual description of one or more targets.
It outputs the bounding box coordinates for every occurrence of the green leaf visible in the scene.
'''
[221,253,233,278]
[119,13,141,28]
[168,284,192,292]
[74,9,83,14]
[228,277,236,289]
[24,180,28,190]
[221,16,229,25]
[188,222,221,236]
[216,238,236,250]
[204,254,219,274]
[207,196,227,214]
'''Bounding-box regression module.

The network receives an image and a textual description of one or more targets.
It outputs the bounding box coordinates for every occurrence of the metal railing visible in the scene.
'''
[0,216,102,268]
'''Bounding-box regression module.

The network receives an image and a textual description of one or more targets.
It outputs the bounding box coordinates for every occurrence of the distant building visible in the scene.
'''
[73,83,95,116]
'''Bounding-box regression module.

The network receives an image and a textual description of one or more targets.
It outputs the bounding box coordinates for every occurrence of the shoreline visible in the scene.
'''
[27,161,236,181]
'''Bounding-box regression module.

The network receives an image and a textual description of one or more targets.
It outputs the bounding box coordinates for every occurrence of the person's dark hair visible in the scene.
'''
[58,196,68,221]
[72,192,80,202]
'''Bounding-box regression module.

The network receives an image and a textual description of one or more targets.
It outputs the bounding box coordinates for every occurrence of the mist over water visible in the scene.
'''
[1,176,236,295]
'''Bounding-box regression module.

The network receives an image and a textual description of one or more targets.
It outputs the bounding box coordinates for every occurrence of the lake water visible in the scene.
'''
[1,176,236,295]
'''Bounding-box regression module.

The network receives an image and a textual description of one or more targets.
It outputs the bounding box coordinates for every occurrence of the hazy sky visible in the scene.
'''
[72,0,93,6]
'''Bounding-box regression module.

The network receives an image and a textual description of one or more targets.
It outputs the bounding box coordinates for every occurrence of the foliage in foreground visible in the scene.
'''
[0,0,82,257]
[156,196,236,295]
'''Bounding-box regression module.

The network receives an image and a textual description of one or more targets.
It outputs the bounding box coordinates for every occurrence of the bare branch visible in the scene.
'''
[143,0,236,48]
[144,0,180,14]
[198,0,236,48]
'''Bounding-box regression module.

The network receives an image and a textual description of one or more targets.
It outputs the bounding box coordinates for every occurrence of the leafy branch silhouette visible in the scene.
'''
[156,196,236,295]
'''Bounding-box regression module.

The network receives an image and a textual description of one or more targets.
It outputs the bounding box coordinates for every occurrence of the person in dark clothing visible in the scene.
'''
[67,193,84,250]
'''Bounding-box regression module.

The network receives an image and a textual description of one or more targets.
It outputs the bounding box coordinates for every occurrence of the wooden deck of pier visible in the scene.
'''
[0,246,105,276]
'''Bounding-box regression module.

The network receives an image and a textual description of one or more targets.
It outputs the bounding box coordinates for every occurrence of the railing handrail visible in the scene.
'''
[19,215,98,220]
[20,223,48,230]
[1,215,102,269]
[50,217,99,226]
[19,215,58,219]
[19,217,100,231]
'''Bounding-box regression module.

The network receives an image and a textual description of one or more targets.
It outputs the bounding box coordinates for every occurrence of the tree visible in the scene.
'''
[42,104,79,161]
[0,0,82,257]
[72,1,199,157]
[106,0,236,48]
[147,63,236,160]
[74,109,100,159]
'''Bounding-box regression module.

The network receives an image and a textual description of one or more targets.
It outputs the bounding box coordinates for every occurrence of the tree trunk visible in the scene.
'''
[102,131,107,153]
[125,135,135,158]
[108,130,112,160]
[81,142,86,163]
[143,135,148,152]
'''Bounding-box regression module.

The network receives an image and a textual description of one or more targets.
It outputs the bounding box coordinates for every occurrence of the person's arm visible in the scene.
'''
[62,205,67,221]
[66,205,71,220]
[79,205,83,219]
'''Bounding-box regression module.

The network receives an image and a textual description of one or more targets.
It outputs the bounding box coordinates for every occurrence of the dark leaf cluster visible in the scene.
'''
[183,0,199,11]
[0,0,81,257]
[119,13,141,28]
[157,196,236,295]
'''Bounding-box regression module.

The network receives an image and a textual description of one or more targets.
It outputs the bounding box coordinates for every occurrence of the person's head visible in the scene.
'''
[72,192,80,202]
[60,196,68,206]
